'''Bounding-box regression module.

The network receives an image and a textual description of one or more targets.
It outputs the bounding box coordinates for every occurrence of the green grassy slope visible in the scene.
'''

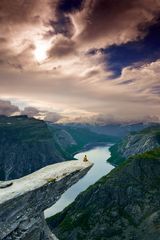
[108,125,160,165]
[63,126,119,155]
[48,147,160,240]
[0,116,65,180]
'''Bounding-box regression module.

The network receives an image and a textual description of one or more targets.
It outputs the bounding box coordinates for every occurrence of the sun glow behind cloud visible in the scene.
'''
[0,0,160,123]
[34,41,50,63]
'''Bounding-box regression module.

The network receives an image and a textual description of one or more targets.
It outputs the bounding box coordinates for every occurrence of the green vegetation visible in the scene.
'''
[47,207,91,234]
[108,125,160,166]
[63,126,119,155]
[0,115,120,180]
[46,123,160,239]
[130,147,160,161]
[0,115,53,143]
[46,178,56,184]
[47,146,160,240]
[0,115,66,180]
[138,125,160,134]
[108,144,125,165]
[131,125,160,144]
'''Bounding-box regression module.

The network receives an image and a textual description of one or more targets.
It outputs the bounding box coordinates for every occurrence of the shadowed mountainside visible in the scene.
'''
[108,125,160,165]
[48,148,160,240]
[0,115,70,180]
[47,125,160,240]
[0,116,118,180]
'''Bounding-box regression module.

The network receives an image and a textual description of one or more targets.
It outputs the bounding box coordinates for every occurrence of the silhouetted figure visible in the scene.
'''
[83,155,88,162]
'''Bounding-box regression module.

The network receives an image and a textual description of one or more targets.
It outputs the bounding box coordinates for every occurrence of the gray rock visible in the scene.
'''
[0,181,13,188]
[0,159,93,240]
[108,125,160,165]
[0,116,88,181]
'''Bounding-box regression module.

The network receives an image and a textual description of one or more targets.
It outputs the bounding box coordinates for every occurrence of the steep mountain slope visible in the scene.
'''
[0,116,70,180]
[60,125,119,155]
[64,122,155,137]
[108,125,160,165]
[48,148,160,240]
[0,116,119,180]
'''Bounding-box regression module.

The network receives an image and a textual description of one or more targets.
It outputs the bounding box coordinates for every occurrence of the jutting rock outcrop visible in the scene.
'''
[0,160,92,240]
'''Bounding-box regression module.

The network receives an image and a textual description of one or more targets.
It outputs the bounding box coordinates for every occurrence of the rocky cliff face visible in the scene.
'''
[0,116,118,181]
[0,116,76,180]
[60,125,119,155]
[47,124,77,159]
[108,125,160,165]
[48,148,160,240]
[0,159,92,240]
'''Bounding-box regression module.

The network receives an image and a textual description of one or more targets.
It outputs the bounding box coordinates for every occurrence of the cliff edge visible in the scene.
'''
[0,159,92,240]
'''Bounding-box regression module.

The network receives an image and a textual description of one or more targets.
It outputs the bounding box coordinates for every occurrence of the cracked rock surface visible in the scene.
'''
[0,160,92,240]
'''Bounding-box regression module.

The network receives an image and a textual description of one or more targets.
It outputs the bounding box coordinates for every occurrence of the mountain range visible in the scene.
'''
[0,115,160,239]
[0,115,118,180]
[47,125,160,240]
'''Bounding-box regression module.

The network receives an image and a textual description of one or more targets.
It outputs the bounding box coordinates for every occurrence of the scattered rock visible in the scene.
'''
[0,181,13,188]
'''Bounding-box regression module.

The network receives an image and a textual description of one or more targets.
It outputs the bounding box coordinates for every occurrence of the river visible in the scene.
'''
[44,145,114,218]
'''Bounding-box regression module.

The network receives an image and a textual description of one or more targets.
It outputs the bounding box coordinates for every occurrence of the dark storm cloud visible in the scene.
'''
[49,1,74,37]
[72,0,160,48]
[58,0,84,13]
[105,20,160,77]
[0,38,7,43]
[0,0,159,123]
[48,36,76,58]
[50,17,74,37]
[0,100,19,116]
[1,0,160,66]
[0,0,48,25]
[21,107,40,117]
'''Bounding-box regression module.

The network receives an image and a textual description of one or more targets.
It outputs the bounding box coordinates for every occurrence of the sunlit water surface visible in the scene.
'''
[45,145,114,218]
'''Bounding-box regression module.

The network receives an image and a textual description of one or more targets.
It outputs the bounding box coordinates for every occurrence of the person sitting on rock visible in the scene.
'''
[83,155,88,162]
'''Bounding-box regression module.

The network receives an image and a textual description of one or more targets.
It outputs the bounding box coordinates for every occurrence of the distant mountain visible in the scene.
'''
[59,124,119,155]
[0,115,156,181]
[48,125,160,240]
[108,125,160,165]
[64,122,156,137]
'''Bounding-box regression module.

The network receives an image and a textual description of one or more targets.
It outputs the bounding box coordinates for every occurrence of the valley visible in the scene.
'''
[47,125,160,240]
[1,2,160,239]
[45,146,114,218]
[0,115,118,180]
[0,115,160,240]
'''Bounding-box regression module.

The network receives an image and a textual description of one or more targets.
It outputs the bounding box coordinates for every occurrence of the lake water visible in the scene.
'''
[44,145,114,218]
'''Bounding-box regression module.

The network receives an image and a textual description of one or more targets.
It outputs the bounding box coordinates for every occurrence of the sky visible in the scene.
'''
[0,0,160,124]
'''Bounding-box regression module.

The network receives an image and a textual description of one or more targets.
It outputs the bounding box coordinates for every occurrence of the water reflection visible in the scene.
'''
[45,146,114,218]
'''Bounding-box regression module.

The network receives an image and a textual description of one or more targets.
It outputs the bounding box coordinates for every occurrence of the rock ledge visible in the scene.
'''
[0,160,92,240]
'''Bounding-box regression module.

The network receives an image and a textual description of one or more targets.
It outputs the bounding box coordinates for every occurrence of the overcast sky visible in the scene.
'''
[0,0,160,123]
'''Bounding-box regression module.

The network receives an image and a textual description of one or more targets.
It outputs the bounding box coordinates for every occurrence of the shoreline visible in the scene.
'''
[72,142,114,158]
[45,145,114,219]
